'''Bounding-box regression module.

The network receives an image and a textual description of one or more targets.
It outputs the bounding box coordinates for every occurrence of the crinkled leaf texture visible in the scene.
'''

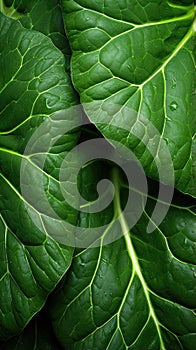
[50,161,196,350]
[62,0,196,197]
[0,0,71,69]
[0,12,80,340]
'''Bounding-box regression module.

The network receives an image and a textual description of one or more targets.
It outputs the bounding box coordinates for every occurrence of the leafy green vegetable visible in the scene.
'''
[0,11,80,340]
[61,0,196,197]
[0,1,195,349]
[50,161,196,350]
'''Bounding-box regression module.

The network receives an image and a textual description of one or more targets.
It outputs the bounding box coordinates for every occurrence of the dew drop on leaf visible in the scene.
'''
[191,267,196,278]
[169,101,178,111]
[171,79,176,89]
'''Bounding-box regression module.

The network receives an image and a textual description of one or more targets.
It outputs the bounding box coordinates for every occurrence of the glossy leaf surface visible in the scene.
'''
[62,0,196,196]
[0,12,80,340]
[50,161,196,350]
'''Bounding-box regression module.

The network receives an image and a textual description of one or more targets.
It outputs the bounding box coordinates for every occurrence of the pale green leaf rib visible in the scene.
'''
[112,168,166,350]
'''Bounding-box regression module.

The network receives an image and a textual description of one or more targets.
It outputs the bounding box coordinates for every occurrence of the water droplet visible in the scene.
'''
[169,101,178,111]
[191,267,196,277]
[171,79,176,89]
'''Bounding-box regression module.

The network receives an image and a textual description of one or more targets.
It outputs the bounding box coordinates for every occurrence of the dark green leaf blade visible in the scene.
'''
[0,12,80,340]
[49,161,196,350]
[61,0,196,197]
[0,0,71,67]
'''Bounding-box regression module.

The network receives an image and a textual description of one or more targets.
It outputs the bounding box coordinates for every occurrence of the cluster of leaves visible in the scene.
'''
[0,1,195,349]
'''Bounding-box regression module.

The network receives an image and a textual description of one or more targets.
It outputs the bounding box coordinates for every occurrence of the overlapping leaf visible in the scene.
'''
[0,1,195,347]
[0,0,71,67]
[61,0,196,197]
[0,12,80,340]
[50,161,196,350]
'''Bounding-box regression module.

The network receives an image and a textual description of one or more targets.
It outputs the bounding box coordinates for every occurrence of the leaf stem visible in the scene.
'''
[112,167,166,350]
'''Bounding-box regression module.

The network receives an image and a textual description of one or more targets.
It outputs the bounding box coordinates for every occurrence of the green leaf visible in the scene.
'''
[0,0,71,67]
[0,310,63,350]
[0,12,80,340]
[61,0,196,197]
[49,161,196,350]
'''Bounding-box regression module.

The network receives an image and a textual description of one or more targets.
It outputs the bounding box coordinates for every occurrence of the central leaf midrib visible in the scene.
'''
[77,4,194,28]
[96,9,194,57]
[112,167,166,350]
